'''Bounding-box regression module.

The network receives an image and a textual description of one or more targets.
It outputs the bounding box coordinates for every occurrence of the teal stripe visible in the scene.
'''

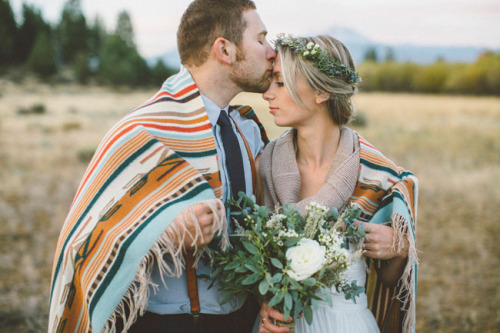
[88,182,212,329]
[67,125,152,218]
[176,149,217,158]
[360,158,400,178]
[49,139,158,304]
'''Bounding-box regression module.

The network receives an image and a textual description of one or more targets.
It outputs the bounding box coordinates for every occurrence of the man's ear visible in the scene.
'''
[213,37,236,65]
[315,91,330,104]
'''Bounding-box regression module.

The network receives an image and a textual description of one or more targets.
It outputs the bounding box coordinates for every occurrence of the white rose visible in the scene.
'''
[286,238,326,281]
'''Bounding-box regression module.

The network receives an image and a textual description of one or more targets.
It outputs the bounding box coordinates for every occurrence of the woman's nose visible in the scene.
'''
[262,90,274,101]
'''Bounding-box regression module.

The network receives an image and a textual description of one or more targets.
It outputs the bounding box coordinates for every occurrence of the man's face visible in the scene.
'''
[230,10,276,93]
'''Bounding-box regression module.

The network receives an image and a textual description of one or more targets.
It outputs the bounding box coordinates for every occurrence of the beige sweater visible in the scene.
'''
[260,126,361,215]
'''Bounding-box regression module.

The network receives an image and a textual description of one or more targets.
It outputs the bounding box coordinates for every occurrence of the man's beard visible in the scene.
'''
[230,48,271,93]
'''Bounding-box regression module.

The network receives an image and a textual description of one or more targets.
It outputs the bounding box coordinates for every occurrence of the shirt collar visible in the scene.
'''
[200,93,230,127]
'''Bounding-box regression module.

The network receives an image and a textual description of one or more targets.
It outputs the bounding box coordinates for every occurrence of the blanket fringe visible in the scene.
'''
[391,213,418,333]
[101,198,228,332]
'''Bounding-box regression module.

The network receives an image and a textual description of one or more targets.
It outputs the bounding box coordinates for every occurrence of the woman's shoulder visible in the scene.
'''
[352,130,416,182]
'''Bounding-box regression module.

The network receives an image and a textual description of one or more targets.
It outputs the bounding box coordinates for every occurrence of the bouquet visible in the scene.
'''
[209,193,366,326]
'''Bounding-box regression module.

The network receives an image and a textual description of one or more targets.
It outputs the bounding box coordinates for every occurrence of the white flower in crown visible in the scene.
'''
[303,51,310,57]
[306,42,315,50]
[311,49,318,55]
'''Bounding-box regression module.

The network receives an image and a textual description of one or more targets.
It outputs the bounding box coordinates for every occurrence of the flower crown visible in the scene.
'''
[274,34,362,84]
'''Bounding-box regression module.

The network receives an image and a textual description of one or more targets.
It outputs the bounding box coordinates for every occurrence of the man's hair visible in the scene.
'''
[177,0,256,67]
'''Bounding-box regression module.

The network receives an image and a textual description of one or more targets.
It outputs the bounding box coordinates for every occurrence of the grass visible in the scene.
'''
[1,81,499,332]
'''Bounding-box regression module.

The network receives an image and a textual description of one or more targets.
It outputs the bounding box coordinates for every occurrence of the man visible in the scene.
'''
[48,0,275,332]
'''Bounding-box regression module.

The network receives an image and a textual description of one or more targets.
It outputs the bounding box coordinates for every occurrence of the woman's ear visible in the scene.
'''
[212,37,236,65]
[315,91,330,104]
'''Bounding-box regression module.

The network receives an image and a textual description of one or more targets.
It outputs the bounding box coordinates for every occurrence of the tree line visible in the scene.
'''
[359,48,500,96]
[0,0,176,86]
[1,0,499,94]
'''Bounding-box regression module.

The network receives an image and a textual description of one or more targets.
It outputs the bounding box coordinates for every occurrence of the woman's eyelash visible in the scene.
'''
[276,81,284,87]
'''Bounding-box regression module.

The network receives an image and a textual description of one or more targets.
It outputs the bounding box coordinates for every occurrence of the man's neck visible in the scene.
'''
[186,64,241,109]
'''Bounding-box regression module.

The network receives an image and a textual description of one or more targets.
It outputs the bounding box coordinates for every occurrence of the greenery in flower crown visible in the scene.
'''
[207,192,365,325]
[275,34,362,84]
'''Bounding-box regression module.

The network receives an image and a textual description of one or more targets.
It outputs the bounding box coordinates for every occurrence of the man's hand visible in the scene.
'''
[174,199,224,250]
[259,301,292,333]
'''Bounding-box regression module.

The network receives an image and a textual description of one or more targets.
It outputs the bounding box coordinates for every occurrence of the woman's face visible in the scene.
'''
[262,57,318,128]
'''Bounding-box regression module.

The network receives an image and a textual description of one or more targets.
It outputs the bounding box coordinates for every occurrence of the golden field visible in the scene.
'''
[0,80,499,332]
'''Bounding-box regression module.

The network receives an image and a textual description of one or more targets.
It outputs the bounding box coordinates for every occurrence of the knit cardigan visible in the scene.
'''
[260,127,418,333]
[48,66,268,333]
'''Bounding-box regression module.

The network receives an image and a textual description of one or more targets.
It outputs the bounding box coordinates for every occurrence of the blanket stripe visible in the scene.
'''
[350,136,418,333]
[49,66,268,332]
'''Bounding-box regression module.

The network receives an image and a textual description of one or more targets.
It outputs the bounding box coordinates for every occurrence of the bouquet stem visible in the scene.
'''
[273,318,295,332]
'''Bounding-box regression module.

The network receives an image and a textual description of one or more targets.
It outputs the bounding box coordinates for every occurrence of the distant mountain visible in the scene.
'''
[148,49,181,70]
[325,26,496,64]
[149,26,498,68]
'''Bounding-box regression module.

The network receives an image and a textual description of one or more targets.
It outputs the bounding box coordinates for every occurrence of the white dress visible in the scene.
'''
[294,257,380,333]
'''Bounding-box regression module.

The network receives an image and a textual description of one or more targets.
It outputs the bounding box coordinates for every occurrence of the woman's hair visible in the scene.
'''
[277,35,358,125]
[177,0,256,67]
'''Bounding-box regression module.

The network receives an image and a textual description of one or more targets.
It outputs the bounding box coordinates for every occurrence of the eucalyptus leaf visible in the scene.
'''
[271,258,283,269]
[270,273,283,284]
[268,289,285,307]
[303,304,313,325]
[302,277,316,287]
[242,272,260,285]
[242,241,259,255]
[259,279,270,295]
[284,292,293,311]
[223,261,240,270]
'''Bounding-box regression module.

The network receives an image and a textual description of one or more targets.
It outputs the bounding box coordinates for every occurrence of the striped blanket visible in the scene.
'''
[352,136,418,333]
[48,66,267,332]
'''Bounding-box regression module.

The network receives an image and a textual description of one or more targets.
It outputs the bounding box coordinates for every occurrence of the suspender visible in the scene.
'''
[185,114,257,323]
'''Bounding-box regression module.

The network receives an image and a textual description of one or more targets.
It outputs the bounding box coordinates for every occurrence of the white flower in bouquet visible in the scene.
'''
[286,238,326,281]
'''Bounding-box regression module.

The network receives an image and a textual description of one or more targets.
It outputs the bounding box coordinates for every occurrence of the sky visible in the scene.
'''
[10,0,500,58]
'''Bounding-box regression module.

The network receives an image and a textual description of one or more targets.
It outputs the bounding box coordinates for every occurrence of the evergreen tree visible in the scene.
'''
[16,4,51,63]
[0,0,18,65]
[74,52,91,83]
[27,31,57,78]
[98,11,152,86]
[116,11,135,48]
[58,0,88,64]
[384,47,396,62]
[87,16,106,60]
[151,59,176,85]
[363,47,378,63]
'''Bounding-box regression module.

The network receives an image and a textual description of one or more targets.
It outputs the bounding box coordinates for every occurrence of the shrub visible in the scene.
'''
[17,104,47,115]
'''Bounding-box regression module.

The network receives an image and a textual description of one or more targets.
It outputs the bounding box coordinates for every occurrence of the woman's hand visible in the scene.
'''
[357,221,409,287]
[259,301,292,333]
[357,222,408,260]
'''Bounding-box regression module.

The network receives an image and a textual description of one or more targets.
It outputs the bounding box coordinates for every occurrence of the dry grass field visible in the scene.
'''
[1,80,499,332]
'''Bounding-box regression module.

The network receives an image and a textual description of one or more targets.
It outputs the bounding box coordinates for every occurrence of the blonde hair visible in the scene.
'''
[277,35,358,125]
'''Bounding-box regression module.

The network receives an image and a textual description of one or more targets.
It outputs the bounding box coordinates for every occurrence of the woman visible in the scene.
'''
[257,35,418,333]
